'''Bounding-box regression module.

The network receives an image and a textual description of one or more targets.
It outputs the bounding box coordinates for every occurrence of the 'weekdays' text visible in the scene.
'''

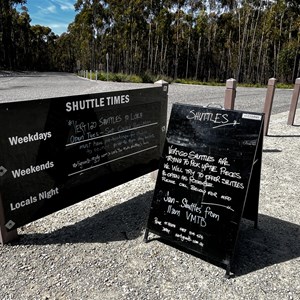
[8,132,52,146]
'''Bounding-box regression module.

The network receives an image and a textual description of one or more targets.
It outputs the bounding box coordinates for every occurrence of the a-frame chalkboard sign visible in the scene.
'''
[144,104,264,277]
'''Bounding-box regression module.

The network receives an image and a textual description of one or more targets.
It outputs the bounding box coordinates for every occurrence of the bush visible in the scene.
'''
[174,78,225,86]
[96,72,107,81]
[79,72,294,89]
[141,71,155,83]
[80,70,172,84]
[128,74,143,83]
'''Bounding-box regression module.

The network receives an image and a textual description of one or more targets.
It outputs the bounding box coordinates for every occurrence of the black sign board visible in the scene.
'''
[145,104,264,276]
[0,86,167,231]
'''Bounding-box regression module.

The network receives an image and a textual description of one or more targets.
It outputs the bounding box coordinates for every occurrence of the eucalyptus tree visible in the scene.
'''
[149,3,173,75]
[194,9,208,80]
[30,25,57,70]
[181,0,204,79]
[14,5,32,69]
[106,0,150,74]
[277,0,300,82]
[53,33,75,72]
[2,0,299,84]
[71,0,109,70]
[0,0,26,69]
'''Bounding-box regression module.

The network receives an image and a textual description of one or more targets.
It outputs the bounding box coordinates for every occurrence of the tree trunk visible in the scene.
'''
[185,31,190,79]
[194,36,201,80]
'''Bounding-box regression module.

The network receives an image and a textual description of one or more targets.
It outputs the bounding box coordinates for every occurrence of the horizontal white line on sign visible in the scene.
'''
[68,145,158,177]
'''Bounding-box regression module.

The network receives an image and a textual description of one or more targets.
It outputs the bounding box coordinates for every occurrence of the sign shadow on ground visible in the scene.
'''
[146,214,300,277]
[11,198,299,278]
[232,214,300,276]
[13,190,154,246]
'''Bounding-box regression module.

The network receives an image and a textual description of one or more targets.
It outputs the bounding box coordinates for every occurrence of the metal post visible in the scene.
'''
[224,78,237,110]
[287,78,300,125]
[96,70,98,81]
[90,70,92,80]
[263,78,277,136]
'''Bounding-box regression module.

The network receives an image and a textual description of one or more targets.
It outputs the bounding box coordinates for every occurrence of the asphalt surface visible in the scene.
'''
[0,72,294,115]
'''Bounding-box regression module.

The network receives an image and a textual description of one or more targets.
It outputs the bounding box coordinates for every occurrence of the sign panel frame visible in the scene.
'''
[0,86,168,237]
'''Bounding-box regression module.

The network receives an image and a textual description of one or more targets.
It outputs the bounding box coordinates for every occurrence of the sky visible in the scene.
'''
[18,0,77,35]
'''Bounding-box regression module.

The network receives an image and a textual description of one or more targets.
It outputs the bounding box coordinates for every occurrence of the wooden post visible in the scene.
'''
[287,78,300,125]
[263,78,277,136]
[224,79,237,110]
[0,196,18,245]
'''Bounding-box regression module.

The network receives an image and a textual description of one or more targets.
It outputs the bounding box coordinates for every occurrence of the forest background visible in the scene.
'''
[1,0,300,84]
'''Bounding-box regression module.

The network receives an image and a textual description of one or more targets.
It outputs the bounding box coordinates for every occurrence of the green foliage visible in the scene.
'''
[1,1,300,84]
[80,71,175,84]
[139,71,173,84]
[96,72,107,81]
[127,74,143,83]
[141,71,156,83]
[275,83,294,89]
[82,71,144,83]
[77,70,294,89]
[174,79,226,86]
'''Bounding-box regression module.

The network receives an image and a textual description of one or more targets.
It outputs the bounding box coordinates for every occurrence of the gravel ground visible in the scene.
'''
[0,73,299,299]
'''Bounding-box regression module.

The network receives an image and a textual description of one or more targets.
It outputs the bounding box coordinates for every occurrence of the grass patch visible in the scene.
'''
[79,71,173,84]
[78,72,295,89]
[174,78,226,86]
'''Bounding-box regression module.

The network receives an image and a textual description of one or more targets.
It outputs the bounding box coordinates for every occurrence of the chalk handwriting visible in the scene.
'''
[213,120,240,129]
[186,111,229,124]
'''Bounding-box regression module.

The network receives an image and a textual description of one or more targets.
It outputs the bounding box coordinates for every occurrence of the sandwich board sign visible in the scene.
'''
[144,103,264,277]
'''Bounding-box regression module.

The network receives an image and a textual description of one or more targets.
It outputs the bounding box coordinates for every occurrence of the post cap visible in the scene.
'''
[268,78,277,85]
[226,78,237,89]
[155,80,168,85]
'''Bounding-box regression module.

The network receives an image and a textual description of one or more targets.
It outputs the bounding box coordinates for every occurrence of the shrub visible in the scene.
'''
[141,71,155,83]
